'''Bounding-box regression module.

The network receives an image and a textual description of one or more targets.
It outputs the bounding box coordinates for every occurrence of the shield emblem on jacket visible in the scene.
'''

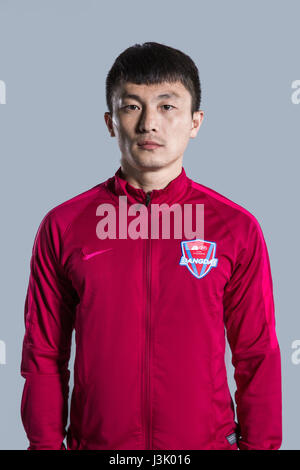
[179,238,218,279]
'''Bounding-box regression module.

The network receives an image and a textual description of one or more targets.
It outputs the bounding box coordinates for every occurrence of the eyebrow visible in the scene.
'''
[121,91,181,101]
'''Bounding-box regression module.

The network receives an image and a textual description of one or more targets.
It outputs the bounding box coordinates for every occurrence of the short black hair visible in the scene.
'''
[105,42,201,117]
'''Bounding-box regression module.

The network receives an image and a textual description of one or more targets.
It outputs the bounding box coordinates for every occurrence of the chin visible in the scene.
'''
[129,153,164,168]
[134,160,168,171]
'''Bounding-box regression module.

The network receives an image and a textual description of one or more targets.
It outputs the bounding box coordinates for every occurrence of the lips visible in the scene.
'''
[138,141,162,146]
[137,141,163,149]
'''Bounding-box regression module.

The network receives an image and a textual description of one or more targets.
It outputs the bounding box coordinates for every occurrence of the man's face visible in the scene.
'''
[104,81,203,172]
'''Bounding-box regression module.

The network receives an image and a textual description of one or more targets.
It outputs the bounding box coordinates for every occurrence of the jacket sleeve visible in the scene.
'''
[223,218,282,450]
[20,212,79,450]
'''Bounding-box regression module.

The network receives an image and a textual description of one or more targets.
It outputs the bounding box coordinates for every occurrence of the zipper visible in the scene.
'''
[145,192,151,207]
[144,191,152,449]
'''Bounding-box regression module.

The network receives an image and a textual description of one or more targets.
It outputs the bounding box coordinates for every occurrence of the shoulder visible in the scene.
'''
[33,179,110,246]
[188,177,264,237]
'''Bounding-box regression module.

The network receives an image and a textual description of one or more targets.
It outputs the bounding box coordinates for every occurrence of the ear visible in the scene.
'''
[104,112,116,137]
[190,110,204,138]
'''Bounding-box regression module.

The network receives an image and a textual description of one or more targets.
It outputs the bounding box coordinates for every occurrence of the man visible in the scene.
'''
[20,42,282,450]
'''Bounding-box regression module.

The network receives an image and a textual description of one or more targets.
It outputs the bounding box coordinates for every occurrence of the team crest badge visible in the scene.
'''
[179,238,218,279]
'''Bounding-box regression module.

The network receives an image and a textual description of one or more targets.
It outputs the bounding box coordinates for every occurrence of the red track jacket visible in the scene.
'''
[20,166,282,450]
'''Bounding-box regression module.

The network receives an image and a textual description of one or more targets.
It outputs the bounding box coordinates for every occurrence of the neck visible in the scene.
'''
[120,159,183,193]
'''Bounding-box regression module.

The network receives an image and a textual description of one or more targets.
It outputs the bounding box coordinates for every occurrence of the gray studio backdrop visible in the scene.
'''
[0,0,299,450]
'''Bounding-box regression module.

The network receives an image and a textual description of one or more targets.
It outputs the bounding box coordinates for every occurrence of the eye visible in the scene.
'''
[162,105,175,111]
[124,105,139,111]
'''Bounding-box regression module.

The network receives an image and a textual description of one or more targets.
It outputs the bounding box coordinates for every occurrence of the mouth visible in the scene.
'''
[137,142,163,150]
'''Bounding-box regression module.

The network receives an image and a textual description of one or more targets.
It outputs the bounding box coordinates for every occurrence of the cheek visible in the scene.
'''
[170,115,191,133]
[117,128,133,149]
[169,120,191,145]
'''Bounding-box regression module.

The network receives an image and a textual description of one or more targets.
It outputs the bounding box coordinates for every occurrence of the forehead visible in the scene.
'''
[115,81,190,102]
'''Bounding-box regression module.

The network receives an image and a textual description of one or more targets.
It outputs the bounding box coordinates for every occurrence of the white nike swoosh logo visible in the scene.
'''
[82,248,113,260]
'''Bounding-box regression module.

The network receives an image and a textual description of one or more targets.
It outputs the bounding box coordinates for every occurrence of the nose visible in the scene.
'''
[138,108,158,133]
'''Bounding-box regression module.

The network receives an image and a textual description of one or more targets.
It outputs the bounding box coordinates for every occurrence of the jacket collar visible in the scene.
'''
[110,165,191,205]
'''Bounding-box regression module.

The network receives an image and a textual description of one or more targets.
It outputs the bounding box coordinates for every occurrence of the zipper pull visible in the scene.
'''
[145,192,151,207]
